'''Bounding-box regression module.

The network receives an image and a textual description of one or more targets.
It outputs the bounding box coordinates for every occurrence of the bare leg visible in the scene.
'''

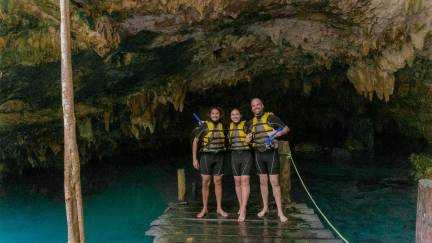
[197,175,211,218]
[270,175,287,222]
[214,176,228,217]
[234,176,242,214]
[238,176,250,222]
[258,174,269,217]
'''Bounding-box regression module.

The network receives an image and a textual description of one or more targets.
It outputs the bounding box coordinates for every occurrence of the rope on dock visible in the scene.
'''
[289,155,350,243]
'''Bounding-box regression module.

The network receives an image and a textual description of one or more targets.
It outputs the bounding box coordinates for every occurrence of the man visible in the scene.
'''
[245,98,289,222]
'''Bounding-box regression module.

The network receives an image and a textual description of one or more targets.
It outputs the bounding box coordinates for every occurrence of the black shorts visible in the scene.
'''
[199,152,224,176]
[231,150,253,176]
[254,149,280,175]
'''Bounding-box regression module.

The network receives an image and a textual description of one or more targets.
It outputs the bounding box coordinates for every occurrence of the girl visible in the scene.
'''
[228,108,253,222]
[192,107,228,218]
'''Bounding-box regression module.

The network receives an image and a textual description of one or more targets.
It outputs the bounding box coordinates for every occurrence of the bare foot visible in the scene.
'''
[278,213,288,223]
[237,209,240,215]
[257,208,269,218]
[216,209,229,217]
[196,208,208,218]
[237,209,246,222]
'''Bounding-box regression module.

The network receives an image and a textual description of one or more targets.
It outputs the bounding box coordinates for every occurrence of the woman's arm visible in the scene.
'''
[192,137,200,169]
[245,133,253,144]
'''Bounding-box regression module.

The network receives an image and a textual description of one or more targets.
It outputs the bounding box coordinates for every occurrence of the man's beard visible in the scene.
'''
[253,110,263,116]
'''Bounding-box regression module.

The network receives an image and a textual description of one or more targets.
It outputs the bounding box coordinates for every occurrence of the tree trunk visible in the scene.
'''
[60,0,85,242]
[416,179,432,243]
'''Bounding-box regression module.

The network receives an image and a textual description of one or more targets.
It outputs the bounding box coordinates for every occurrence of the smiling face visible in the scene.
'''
[209,108,221,122]
[251,98,264,116]
[230,109,241,123]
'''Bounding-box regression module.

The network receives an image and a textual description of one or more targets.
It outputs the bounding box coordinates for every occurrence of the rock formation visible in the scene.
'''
[1,0,432,178]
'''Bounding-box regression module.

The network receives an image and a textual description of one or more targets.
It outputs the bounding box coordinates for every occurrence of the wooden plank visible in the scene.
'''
[146,225,334,239]
[290,203,309,209]
[158,211,321,222]
[169,202,312,212]
[148,223,322,231]
[166,205,314,215]
[150,217,324,229]
[152,200,339,243]
[152,235,343,243]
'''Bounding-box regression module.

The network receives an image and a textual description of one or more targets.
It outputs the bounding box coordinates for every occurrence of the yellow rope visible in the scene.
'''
[288,155,350,243]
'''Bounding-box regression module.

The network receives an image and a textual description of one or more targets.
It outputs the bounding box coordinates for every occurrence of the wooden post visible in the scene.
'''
[278,140,291,204]
[177,169,186,202]
[416,179,432,243]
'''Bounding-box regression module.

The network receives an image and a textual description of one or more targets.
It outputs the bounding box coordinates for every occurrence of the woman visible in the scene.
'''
[228,108,253,222]
[192,107,228,218]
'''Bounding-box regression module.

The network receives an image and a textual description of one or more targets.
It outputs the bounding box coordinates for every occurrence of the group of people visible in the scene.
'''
[191,98,290,222]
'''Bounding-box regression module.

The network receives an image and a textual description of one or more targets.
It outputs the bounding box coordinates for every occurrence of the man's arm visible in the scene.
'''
[192,137,199,169]
[274,125,289,138]
[268,115,289,138]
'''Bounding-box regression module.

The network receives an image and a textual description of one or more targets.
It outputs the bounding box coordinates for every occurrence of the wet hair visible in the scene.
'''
[207,107,224,121]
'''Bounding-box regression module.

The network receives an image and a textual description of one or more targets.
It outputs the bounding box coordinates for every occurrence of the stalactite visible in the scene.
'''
[0,1,120,66]
[1,0,432,178]
[78,117,94,142]
[0,103,101,128]
[98,98,113,132]
[127,80,187,139]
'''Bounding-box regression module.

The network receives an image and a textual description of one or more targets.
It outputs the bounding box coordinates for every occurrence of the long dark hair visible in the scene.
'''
[207,106,224,121]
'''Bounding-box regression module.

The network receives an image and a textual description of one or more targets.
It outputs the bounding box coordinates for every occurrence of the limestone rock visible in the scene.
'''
[1,0,432,176]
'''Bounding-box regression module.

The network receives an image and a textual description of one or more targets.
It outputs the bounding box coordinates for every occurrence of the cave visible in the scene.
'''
[1,0,432,242]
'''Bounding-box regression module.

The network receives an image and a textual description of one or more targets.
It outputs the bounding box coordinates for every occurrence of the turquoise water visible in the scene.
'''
[294,158,417,243]
[0,164,171,243]
[0,158,417,242]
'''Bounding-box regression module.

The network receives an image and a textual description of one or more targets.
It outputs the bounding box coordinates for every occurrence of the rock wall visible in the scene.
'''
[1,0,432,177]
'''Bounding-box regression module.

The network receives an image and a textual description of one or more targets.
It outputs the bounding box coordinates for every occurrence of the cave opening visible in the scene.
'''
[156,66,429,165]
[7,63,426,179]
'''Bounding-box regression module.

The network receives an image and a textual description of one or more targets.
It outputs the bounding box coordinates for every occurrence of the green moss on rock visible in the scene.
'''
[410,153,432,180]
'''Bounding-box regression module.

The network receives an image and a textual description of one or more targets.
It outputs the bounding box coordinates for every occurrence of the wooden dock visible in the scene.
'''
[146,141,342,242]
[146,202,341,242]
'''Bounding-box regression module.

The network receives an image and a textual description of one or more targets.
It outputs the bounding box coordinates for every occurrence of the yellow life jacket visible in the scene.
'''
[251,112,275,148]
[202,121,225,152]
[228,121,250,150]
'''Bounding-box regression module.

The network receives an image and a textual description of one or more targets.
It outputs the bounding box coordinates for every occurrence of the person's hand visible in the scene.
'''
[245,133,253,144]
[266,131,278,145]
[267,129,281,138]
[193,159,199,170]
[268,112,274,116]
